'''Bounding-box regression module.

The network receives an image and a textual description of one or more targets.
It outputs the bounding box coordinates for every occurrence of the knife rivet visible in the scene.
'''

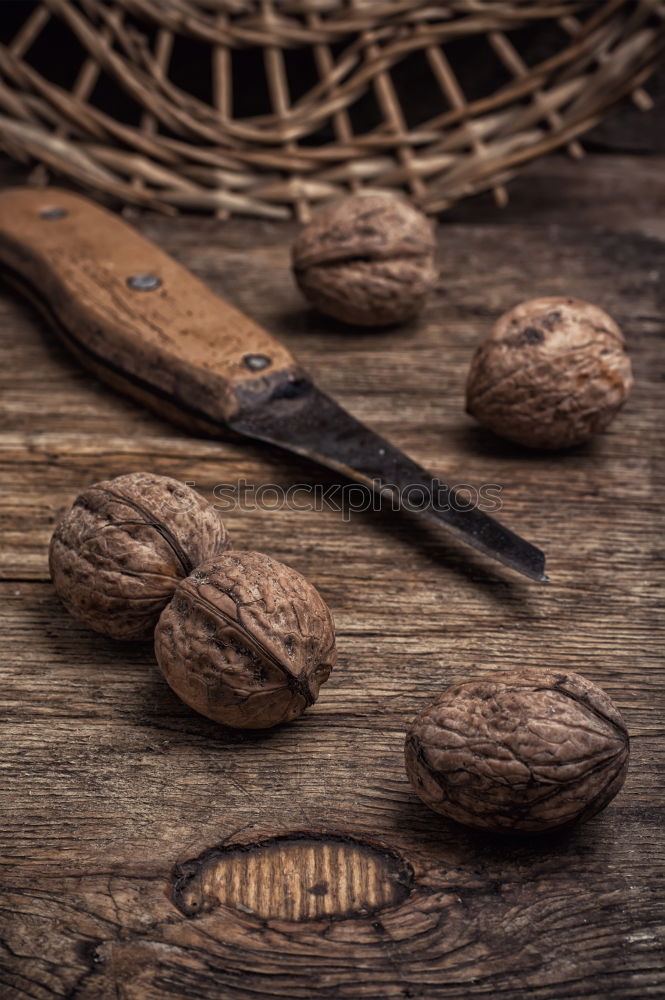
[40,207,67,219]
[244,354,272,371]
[127,273,161,291]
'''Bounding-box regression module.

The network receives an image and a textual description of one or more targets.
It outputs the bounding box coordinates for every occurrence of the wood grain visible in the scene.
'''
[0,155,664,999]
[172,832,414,922]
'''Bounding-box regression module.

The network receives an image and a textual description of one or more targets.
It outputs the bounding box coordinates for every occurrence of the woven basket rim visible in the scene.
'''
[0,0,663,219]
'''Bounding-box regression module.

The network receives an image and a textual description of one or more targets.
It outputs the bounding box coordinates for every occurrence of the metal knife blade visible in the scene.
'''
[230,378,547,582]
[0,186,546,582]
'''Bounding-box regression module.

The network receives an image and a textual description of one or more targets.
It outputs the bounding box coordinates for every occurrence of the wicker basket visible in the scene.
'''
[0,1,663,220]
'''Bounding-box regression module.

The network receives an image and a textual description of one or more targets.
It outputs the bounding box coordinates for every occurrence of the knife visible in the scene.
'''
[0,187,546,582]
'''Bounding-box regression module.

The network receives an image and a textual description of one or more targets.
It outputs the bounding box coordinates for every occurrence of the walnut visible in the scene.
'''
[291,192,437,326]
[405,669,629,833]
[465,297,633,448]
[154,551,336,729]
[49,472,229,640]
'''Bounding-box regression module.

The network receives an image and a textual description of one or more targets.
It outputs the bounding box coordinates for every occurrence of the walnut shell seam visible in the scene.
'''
[185,588,319,706]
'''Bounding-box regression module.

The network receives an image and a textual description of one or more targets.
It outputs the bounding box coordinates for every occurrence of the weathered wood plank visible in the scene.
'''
[0,156,664,999]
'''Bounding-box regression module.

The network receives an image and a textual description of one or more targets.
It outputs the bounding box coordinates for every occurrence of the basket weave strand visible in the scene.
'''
[0,0,663,219]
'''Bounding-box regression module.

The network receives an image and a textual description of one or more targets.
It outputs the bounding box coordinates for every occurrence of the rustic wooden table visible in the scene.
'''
[1,154,663,1000]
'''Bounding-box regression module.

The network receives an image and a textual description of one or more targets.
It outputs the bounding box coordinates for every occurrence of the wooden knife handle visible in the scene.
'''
[0,187,302,431]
